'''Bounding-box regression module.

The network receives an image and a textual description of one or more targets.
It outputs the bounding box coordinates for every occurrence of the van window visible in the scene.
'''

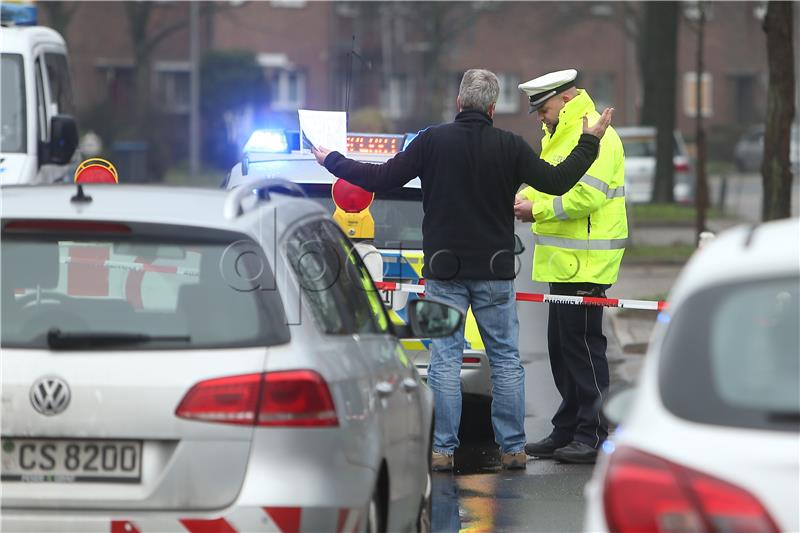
[34,57,47,143]
[44,53,74,115]
[0,54,26,153]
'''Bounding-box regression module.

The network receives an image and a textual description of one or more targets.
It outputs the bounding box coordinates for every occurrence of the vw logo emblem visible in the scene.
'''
[30,376,71,416]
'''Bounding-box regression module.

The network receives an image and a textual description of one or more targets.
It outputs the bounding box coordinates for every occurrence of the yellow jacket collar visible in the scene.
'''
[541,89,596,137]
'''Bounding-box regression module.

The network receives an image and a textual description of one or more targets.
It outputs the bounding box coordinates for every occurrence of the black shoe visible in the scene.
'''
[553,441,598,464]
[524,436,571,458]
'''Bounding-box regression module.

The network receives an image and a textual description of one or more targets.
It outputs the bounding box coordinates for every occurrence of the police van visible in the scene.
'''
[226,129,493,404]
[1,3,79,185]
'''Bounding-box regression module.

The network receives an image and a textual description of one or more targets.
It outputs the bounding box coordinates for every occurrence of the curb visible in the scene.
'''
[607,308,656,354]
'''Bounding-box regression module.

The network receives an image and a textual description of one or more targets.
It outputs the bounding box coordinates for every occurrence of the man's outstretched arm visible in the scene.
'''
[312,138,423,193]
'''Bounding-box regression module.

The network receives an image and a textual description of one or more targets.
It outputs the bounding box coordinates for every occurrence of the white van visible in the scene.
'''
[1,22,79,185]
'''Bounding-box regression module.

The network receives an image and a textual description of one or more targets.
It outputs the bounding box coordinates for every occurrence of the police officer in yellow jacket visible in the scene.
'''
[514,69,627,464]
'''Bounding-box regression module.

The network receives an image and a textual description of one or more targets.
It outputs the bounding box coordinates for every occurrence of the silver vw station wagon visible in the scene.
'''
[1,181,462,532]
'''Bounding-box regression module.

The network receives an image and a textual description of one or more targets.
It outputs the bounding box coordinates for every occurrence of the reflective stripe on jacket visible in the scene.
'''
[519,90,628,284]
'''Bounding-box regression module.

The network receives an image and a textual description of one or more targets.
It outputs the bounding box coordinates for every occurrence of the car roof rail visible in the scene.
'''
[224,177,307,219]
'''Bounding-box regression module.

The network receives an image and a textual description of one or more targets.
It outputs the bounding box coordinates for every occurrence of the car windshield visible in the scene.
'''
[1,232,290,350]
[1,54,26,153]
[659,276,800,431]
[303,184,424,250]
[246,159,424,249]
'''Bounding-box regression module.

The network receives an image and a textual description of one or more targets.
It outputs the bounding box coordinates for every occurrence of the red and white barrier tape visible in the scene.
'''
[55,257,666,311]
[374,281,667,311]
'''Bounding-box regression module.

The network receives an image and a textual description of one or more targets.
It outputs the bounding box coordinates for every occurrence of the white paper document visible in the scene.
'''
[298,110,347,155]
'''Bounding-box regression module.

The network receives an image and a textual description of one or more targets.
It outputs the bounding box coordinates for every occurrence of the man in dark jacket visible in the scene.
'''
[313,68,613,471]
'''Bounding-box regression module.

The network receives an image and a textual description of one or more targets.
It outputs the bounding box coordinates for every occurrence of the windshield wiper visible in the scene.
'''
[767,410,800,425]
[46,328,191,349]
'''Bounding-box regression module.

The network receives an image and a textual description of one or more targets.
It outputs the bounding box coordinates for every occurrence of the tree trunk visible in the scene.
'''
[38,1,79,38]
[761,1,795,221]
[640,2,679,203]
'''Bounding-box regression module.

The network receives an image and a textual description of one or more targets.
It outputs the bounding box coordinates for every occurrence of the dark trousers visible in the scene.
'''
[547,282,610,449]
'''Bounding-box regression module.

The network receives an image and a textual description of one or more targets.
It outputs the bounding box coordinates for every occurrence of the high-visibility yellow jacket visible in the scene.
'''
[518,90,627,284]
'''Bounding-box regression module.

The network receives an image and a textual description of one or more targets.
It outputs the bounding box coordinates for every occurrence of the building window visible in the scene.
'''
[729,74,759,125]
[155,62,191,114]
[683,72,713,118]
[95,60,134,108]
[590,73,615,111]
[271,69,306,111]
[383,75,413,119]
[495,73,520,114]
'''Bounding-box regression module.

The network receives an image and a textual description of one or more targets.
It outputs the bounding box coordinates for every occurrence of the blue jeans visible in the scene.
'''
[425,279,525,455]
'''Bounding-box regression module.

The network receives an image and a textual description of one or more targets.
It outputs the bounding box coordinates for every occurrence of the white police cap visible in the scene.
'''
[518,69,578,113]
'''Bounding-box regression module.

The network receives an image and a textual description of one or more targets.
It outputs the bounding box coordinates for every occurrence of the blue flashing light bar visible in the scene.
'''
[242,128,426,156]
[243,129,289,154]
[1,3,37,26]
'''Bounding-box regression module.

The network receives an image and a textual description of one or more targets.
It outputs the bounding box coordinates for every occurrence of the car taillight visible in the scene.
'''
[176,373,262,425]
[258,370,338,427]
[463,356,481,364]
[673,161,690,173]
[603,446,779,533]
[176,371,338,427]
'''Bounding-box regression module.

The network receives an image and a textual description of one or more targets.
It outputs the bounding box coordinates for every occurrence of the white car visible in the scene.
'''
[584,217,800,532]
[733,124,799,174]
[1,181,462,532]
[617,127,695,204]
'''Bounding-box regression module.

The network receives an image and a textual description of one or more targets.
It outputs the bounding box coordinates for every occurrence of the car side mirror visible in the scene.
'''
[395,299,463,339]
[48,115,79,165]
[514,233,525,255]
[602,386,637,426]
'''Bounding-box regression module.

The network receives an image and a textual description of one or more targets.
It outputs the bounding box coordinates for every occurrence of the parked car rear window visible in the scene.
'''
[619,133,683,158]
[1,232,290,350]
[621,137,656,158]
[659,276,800,431]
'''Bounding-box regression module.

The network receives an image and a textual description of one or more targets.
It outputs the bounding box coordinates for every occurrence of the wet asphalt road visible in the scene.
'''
[428,223,632,533]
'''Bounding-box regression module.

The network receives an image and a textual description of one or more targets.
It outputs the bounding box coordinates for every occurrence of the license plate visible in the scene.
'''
[1,439,142,483]
[380,289,393,307]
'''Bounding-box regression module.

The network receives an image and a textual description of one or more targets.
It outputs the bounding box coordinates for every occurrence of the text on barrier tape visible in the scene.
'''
[374,281,667,311]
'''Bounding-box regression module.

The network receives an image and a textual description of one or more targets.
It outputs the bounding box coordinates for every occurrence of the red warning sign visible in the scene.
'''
[74,158,119,184]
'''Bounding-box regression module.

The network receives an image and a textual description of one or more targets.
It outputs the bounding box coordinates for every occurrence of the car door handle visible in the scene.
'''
[376,381,395,398]
[402,378,419,392]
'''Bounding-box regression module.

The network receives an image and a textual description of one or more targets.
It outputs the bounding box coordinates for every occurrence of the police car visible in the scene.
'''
[226,130,493,405]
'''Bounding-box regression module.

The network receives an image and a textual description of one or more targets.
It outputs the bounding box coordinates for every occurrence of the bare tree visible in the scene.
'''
[341,1,494,128]
[121,2,238,178]
[640,2,679,203]
[761,1,795,221]
[37,1,80,37]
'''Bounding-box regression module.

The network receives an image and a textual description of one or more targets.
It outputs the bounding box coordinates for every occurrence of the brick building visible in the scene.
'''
[43,1,771,167]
